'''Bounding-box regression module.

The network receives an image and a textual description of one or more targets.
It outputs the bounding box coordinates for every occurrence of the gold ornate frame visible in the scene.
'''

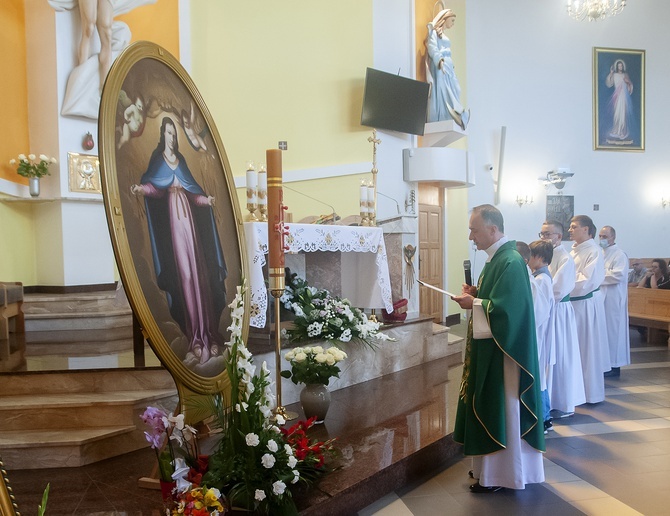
[593,47,645,151]
[99,42,248,396]
[0,456,19,515]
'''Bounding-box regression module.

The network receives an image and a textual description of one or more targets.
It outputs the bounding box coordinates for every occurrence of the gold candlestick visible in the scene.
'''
[360,178,370,226]
[258,163,268,222]
[367,130,381,226]
[246,202,259,221]
[246,161,259,221]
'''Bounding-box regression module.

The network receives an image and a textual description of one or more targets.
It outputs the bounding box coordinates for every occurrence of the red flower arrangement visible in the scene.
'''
[281,417,337,482]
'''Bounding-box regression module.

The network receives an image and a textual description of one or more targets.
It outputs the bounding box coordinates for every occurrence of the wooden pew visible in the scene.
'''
[628,286,670,345]
[0,282,25,360]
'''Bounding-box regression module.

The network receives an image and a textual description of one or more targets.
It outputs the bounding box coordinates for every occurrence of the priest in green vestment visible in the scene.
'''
[452,204,545,492]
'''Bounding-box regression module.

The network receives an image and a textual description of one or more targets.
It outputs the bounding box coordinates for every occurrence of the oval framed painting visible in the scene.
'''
[99,42,247,394]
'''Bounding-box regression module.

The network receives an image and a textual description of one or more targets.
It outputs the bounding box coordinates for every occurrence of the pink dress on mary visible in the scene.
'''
[139,154,227,364]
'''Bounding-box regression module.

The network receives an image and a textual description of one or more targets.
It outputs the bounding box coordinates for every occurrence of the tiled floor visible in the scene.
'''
[360,332,670,516]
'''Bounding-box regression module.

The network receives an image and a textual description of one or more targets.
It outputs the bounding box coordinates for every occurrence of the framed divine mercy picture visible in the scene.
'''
[593,47,645,151]
[98,42,248,395]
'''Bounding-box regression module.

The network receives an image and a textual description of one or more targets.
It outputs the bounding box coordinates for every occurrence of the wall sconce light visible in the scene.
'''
[515,195,533,207]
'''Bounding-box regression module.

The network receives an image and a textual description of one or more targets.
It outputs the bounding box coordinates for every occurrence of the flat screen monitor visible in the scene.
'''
[360,67,430,136]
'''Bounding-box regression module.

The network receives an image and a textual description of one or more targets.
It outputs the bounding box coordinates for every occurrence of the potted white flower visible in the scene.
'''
[9,153,57,197]
[282,345,347,423]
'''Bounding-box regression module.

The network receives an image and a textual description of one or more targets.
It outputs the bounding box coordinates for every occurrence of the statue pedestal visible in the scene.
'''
[422,120,466,147]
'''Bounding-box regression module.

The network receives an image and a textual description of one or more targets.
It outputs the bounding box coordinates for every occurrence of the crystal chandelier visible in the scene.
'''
[566,0,627,21]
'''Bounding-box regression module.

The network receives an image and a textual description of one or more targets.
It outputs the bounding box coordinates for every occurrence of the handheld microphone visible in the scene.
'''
[464,259,472,286]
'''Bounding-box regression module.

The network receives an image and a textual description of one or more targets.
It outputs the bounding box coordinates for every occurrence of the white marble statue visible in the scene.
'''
[48,0,156,120]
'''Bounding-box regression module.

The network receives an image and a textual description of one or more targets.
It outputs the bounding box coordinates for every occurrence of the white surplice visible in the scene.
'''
[601,244,631,368]
[570,239,610,404]
[548,245,586,413]
[529,267,555,391]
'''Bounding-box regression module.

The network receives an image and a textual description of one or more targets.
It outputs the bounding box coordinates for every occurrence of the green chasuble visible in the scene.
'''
[453,240,545,455]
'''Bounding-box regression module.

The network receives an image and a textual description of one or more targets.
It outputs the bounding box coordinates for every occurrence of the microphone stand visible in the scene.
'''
[282,185,339,222]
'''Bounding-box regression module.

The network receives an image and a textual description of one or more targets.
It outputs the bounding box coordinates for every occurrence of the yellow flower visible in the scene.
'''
[204,489,224,510]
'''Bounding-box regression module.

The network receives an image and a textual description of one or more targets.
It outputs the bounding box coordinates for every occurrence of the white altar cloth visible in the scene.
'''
[244,222,394,328]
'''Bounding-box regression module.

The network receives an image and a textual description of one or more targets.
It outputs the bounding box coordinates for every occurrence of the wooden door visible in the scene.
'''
[418,186,443,323]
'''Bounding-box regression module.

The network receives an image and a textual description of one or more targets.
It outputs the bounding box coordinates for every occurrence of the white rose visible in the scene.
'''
[312,346,324,354]
[267,439,278,452]
[254,489,266,501]
[9,159,15,165]
[294,352,307,362]
[275,414,286,426]
[325,354,335,366]
[339,329,352,342]
[288,455,298,468]
[272,480,286,495]
[315,353,328,364]
[284,444,293,455]
[39,154,48,161]
[50,157,57,164]
[285,350,295,360]
[291,470,300,484]
[261,453,276,468]
[28,154,35,161]
[245,433,260,446]
[18,154,26,160]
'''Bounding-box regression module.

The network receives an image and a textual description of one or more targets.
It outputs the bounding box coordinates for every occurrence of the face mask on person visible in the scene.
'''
[599,239,609,249]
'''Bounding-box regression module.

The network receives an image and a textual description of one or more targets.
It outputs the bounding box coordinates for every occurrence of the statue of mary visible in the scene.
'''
[425,9,470,130]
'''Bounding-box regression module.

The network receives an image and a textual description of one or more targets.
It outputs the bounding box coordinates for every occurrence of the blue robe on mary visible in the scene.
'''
[140,148,227,341]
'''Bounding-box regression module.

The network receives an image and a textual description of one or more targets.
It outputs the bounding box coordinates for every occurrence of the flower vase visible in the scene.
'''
[29,177,40,197]
[300,383,331,424]
[159,480,176,502]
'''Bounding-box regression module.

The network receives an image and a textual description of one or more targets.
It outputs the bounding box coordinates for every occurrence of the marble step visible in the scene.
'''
[0,369,175,397]
[0,389,177,432]
[0,426,147,470]
[23,290,127,313]
[24,310,132,331]
[23,290,133,332]
[25,325,133,344]
[0,371,177,469]
[22,326,136,358]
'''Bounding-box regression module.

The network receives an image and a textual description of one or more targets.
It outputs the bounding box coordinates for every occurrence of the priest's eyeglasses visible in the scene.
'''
[538,231,559,238]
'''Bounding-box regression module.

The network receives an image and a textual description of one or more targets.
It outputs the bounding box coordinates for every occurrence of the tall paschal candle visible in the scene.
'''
[267,149,285,295]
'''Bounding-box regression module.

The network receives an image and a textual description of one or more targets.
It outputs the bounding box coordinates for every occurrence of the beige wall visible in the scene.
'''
[191,0,373,221]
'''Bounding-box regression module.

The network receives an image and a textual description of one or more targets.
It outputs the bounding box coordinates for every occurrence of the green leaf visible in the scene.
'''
[37,483,50,516]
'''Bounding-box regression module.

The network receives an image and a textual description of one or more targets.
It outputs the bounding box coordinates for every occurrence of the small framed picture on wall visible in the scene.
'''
[546,195,574,241]
[593,47,645,151]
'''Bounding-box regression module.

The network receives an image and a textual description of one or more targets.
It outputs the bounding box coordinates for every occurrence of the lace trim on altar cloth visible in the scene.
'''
[245,223,393,328]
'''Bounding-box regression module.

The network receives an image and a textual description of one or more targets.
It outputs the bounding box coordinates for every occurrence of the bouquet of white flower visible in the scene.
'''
[10,153,57,178]
[281,272,392,348]
[281,345,347,386]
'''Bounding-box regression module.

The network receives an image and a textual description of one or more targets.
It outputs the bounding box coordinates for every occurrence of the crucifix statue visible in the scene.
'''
[368,129,381,175]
